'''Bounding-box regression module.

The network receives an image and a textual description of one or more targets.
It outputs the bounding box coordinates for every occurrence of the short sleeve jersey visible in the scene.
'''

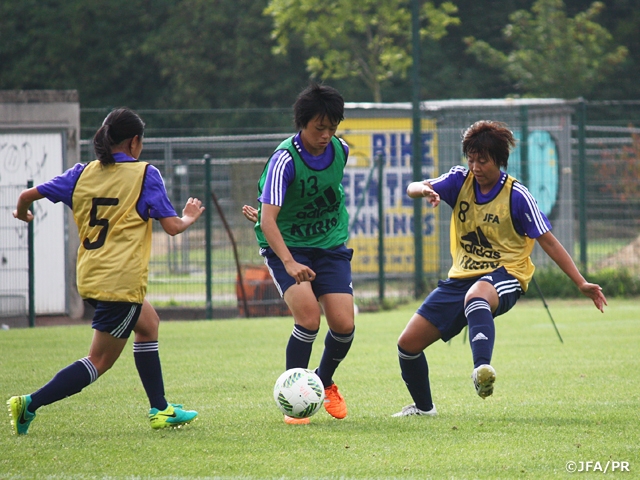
[257,132,350,207]
[429,166,551,290]
[37,153,177,220]
[254,133,350,249]
[36,153,177,302]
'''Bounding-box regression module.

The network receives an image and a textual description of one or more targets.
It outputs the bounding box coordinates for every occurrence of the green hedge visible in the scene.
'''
[527,267,640,299]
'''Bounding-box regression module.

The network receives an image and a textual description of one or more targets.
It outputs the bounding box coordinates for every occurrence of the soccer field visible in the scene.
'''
[1,299,638,479]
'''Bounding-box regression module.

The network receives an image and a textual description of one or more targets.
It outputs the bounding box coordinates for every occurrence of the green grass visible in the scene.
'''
[1,299,638,479]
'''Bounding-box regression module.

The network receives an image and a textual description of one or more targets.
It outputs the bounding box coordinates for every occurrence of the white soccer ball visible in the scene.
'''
[273,368,325,418]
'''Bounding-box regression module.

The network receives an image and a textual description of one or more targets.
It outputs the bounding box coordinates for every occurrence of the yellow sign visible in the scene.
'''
[338,118,440,274]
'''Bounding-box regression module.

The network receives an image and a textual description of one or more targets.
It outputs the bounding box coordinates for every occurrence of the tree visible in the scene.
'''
[0,0,173,108]
[597,127,640,203]
[142,0,309,110]
[464,0,628,98]
[265,0,460,103]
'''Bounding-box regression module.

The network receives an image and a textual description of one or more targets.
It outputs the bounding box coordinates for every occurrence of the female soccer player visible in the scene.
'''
[393,120,607,417]
[8,108,204,434]
[243,83,354,425]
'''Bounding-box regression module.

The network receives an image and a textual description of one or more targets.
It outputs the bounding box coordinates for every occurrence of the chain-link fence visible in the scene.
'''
[573,100,640,275]
[5,98,631,319]
[0,185,30,327]
[78,135,416,314]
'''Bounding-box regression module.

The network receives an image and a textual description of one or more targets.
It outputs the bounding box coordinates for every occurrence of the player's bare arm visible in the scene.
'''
[406,180,440,207]
[537,231,607,312]
[13,187,45,223]
[159,197,204,236]
[261,203,316,284]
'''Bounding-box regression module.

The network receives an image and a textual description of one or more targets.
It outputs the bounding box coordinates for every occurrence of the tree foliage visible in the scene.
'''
[0,0,174,107]
[464,0,628,98]
[597,128,640,202]
[0,0,638,113]
[141,0,309,109]
[265,0,459,102]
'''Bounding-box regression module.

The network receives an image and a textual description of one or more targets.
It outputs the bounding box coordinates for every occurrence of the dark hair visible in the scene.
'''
[293,83,344,130]
[462,120,515,169]
[93,108,145,164]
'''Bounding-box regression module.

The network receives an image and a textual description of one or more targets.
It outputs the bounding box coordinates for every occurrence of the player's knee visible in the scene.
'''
[397,333,420,354]
[295,318,321,331]
[326,317,354,334]
[88,355,118,377]
[133,316,160,339]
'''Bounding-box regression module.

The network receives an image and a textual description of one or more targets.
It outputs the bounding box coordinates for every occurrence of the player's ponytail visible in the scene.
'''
[93,108,145,165]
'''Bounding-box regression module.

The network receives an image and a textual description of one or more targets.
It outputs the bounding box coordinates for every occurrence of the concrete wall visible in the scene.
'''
[0,90,83,319]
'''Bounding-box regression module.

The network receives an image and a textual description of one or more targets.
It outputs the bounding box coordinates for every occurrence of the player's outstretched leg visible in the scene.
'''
[465,297,496,369]
[472,364,496,398]
[316,328,354,420]
[7,395,36,435]
[394,346,436,416]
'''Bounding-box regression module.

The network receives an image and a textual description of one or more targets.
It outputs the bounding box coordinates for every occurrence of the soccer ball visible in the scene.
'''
[273,368,325,418]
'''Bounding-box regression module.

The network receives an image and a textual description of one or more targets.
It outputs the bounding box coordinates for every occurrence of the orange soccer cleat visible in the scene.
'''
[323,383,347,419]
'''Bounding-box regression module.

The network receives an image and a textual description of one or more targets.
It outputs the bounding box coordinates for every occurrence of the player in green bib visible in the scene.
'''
[254,135,349,249]
[243,84,354,425]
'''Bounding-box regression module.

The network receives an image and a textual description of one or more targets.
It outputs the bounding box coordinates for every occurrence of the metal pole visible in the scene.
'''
[204,154,213,319]
[531,276,564,343]
[177,161,190,274]
[348,160,377,235]
[165,143,175,274]
[209,189,250,318]
[578,99,588,273]
[377,155,385,303]
[520,105,529,187]
[27,180,35,328]
[411,0,425,298]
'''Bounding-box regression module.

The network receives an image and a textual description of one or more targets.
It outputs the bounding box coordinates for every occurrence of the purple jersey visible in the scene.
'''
[429,166,551,238]
[258,132,349,206]
[37,153,177,220]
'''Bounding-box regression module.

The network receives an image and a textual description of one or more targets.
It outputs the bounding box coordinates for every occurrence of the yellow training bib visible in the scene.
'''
[448,173,535,291]
[72,161,152,303]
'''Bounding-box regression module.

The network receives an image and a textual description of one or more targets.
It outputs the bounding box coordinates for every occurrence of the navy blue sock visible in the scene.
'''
[398,346,433,412]
[316,328,355,388]
[465,297,495,368]
[286,324,318,370]
[133,341,167,411]
[29,357,98,413]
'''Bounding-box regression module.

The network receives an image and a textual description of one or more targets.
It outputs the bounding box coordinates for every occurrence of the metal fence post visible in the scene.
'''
[27,180,35,327]
[176,160,190,274]
[377,154,385,303]
[578,99,588,273]
[520,105,529,187]
[411,0,425,299]
[204,154,213,319]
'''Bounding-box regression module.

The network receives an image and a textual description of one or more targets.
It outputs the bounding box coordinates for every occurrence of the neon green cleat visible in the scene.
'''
[7,395,36,435]
[149,403,198,429]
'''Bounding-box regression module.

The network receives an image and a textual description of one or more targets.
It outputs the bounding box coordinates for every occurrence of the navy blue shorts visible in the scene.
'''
[416,267,523,342]
[86,299,143,339]
[261,244,354,298]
